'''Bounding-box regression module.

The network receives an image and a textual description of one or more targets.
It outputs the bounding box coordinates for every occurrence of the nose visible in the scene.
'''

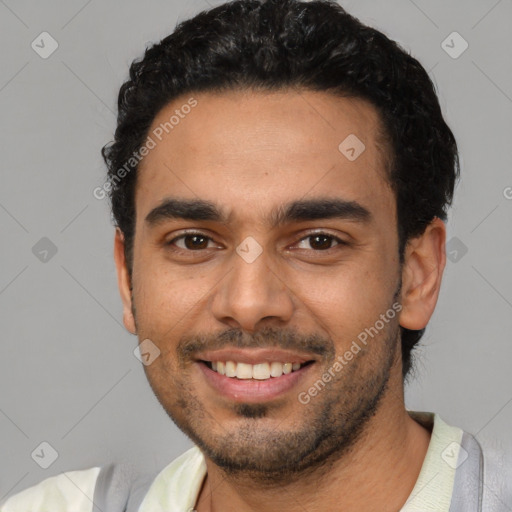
[210,243,295,332]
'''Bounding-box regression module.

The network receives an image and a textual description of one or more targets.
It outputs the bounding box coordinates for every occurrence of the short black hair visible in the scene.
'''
[101,0,460,381]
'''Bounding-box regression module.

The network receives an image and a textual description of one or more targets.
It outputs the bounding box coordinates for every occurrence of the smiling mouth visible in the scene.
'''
[201,360,314,380]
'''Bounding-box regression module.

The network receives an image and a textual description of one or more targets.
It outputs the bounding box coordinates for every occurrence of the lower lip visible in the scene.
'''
[197,362,314,403]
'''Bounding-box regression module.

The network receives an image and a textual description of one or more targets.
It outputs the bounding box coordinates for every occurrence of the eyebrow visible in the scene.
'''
[145,196,372,228]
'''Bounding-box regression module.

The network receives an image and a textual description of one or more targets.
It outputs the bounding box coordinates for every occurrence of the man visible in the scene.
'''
[1,0,510,511]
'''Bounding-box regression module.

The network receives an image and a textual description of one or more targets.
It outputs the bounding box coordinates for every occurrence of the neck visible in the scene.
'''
[195,369,431,512]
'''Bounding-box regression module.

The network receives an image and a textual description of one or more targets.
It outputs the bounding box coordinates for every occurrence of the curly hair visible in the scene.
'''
[101,0,460,381]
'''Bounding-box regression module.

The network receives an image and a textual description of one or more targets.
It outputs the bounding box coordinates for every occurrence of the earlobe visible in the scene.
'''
[113,228,137,335]
[398,217,447,331]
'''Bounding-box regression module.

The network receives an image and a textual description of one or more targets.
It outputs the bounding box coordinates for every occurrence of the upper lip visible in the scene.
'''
[195,348,317,365]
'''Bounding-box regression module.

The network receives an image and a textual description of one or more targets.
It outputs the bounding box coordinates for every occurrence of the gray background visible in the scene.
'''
[1,0,511,502]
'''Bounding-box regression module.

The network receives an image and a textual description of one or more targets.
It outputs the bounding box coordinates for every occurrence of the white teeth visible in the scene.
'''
[236,362,253,379]
[270,361,283,377]
[252,363,270,380]
[208,360,306,379]
[225,361,237,377]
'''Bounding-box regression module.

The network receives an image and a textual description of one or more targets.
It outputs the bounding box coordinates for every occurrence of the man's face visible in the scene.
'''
[124,89,404,478]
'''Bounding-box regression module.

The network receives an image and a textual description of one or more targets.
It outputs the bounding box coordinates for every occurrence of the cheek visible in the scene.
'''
[289,259,397,341]
[132,260,213,334]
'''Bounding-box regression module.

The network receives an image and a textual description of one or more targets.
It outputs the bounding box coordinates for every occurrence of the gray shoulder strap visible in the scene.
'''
[449,431,484,512]
[92,463,159,512]
[125,473,159,512]
[92,463,137,512]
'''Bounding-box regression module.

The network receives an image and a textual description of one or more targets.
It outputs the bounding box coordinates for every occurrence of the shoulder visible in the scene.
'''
[478,435,512,509]
[0,448,206,512]
[0,466,101,512]
[136,446,206,512]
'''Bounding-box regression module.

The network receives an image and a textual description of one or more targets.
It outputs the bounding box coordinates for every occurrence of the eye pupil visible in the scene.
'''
[173,233,340,253]
[310,234,332,250]
[185,235,208,250]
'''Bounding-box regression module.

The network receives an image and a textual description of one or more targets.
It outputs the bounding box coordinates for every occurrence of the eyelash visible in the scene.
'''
[165,231,348,253]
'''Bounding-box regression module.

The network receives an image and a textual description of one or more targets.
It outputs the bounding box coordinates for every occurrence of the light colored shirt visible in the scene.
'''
[0,411,502,511]
[136,410,463,511]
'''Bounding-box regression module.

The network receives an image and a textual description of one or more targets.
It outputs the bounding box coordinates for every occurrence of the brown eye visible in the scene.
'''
[296,233,344,251]
[309,234,335,250]
[183,235,209,250]
[168,233,214,251]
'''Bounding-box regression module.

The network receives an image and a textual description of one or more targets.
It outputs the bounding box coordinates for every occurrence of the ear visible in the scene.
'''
[399,217,447,330]
[113,228,137,334]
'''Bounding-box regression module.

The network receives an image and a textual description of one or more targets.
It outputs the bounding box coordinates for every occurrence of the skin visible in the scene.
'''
[114,89,446,511]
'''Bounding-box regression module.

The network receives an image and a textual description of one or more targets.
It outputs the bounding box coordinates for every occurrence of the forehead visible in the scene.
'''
[135,89,394,226]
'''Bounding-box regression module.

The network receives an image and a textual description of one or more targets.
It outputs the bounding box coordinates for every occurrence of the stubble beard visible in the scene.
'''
[153,322,399,485]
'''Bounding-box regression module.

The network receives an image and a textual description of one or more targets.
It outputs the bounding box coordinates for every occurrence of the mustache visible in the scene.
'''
[177,326,334,364]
